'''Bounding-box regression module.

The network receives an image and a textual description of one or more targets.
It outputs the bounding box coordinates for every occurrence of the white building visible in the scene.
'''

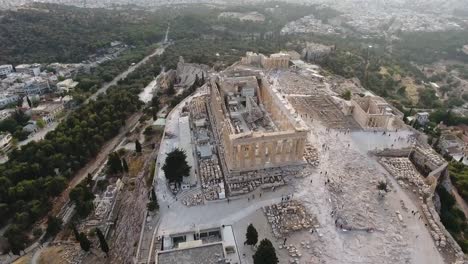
[22,77,50,95]
[33,102,64,124]
[0,109,14,121]
[416,112,430,125]
[463,45,468,55]
[0,132,13,154]
[15,64,41,77]
[0,64,13,78]
[57,79,79,93]
[0,94,19,108]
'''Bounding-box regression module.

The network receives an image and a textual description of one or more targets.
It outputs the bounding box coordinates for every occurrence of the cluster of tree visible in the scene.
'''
[45,215,63,238]
[0,3,167,64]
[244,224,278,264]
[71,224,91,252]
[393,31,468,65]
[162,148,191,185]
[0,1,315,66]
[429,109,468,126]
[449,162,468,202]
[72,46,155,98]
[417,88,442,109]
[436,184,468,252]
[107,152,129,175]
[69,182,95,219]
[0,109,32,140]
[321,49,413,103]
[0,37,169,249]
[71,225,110,255]
[166,2,319,42]
[159,36,285,71]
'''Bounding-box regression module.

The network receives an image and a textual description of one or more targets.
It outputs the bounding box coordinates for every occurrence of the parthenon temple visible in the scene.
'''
[207,70,309,173]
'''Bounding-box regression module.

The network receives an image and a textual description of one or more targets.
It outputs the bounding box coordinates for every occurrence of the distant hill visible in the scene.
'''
[0,3,165,64]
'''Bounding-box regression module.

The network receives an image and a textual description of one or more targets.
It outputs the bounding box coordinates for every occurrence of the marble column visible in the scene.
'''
[249,143,256,167]
[296,138,306,160]
[271,141,278,164]
[232,144,238,169]
[280,140,289,163]
[239,145,246,169]
[259,142,267,165]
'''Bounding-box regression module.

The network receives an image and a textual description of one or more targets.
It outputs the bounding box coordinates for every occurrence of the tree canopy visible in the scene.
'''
[162,148,191,184]
[253,238,278,264]
[107,152,124,174]
[245,224,258,246]
[96,228,109,256]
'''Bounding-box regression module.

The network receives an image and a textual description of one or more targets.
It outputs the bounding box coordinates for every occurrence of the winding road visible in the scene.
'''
[86,44,168,103]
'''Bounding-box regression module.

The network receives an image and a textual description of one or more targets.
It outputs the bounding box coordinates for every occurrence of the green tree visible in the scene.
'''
[78,232,91,252]
[135,140,142,153]
[147,201,158,211]
[26,96,32,108]
[253,239,278,264]
[95,228,109,257]
[167,82,175,95]
[122,158,129,173]
[45,176,67,197]
[162,148,191,184]
[377,181,389,192]
[245,224,258,246]
[76,200,94,218]
[151,96,160,109]
[340,90,351,100]
[46,215,62,237]
[71,223,80,241]
[69,184,95,218]
[3,224,28,255]
[36,119,46,129]
[107,152,123,174]
[86,173,93,187]
[152,107,157,120]
[147,188,159,212]
[194,74,200,87]
[33,228,43,239]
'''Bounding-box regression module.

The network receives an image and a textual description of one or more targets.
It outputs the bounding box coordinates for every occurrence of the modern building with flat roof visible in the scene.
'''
[156,225,239,264]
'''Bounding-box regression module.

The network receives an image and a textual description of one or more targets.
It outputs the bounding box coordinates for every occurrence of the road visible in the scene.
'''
[86,45,167,103]
[51,43,168,215]
[18,121,59,147]
[11,45,167,151]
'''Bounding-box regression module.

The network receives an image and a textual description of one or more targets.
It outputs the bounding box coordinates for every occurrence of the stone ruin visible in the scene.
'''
[378,157,449,249]
[303,144,319,167]
[280,244,303,263]
[421,203,447,248]
[264,200,317,238]
[379,157,432,196]
[181,192,204,207]
[199,159,225,201]
[227,167,302,196]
